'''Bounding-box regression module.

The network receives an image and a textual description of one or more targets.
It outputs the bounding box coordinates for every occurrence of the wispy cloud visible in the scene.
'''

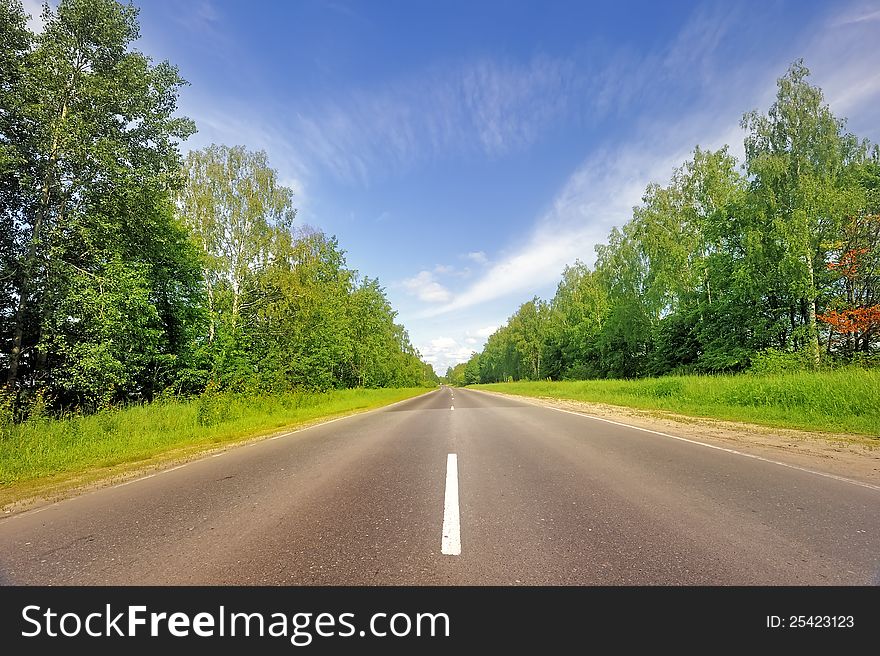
[421,229,598,318]
[172,4,747,199]
[279,54,578,185]
[809,1,880,118]
[461,56,573,155]
[174,0,223,35]
[661,4,738,84]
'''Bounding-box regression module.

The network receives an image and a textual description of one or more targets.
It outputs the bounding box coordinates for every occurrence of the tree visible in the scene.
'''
[0,0,33,393]
[630,147,748,373]
[242,227,352,390]
[1,0,196,410]
[508,298,548,379]
[594,226,652,377]
[818,212,880,356]
[544,261,608,379]
[742,60,865,367]
[177,145,295,340]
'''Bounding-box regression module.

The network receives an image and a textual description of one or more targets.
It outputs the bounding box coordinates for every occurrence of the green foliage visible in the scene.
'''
[1,0,197,411]
[748,348,815,375]
[195,379,227,427]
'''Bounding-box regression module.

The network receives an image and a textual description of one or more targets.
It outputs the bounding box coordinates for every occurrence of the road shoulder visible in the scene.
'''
[474,389,880,486]
[1,388,437,518]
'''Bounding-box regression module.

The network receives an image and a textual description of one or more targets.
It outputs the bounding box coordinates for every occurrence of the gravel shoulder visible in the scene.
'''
[478,390,880,487]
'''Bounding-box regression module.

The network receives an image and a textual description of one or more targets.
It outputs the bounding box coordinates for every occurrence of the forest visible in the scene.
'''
[0,0,437,425]
[448,62,880,386]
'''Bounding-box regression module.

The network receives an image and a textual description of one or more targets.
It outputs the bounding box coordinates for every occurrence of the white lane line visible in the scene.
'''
[547,406,880,492]
[441,454,461,555]
[496,397,880,493]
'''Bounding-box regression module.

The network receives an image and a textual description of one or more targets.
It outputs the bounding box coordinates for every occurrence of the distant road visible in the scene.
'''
[1,386,877,584]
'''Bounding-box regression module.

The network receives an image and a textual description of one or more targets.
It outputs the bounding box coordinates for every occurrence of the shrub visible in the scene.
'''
[748,348,812,374]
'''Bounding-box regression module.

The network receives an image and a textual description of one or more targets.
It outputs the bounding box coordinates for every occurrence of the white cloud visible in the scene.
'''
[423,233,588,317]
[462,324,498,346]
[427,263,473,278]
[471,325,498,339]
[464,251,489,266]
[418,336,476,374]
[401,271,453,304]
[415,324,500,373]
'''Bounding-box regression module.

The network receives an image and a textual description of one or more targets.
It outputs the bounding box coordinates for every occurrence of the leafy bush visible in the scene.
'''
[748,348,812,374]
[196,380,228,427]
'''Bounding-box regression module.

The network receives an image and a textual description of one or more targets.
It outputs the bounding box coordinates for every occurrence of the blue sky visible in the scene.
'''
[25,0,880,374]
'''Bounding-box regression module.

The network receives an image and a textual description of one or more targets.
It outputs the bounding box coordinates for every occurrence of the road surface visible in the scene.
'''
[0,386,877,584]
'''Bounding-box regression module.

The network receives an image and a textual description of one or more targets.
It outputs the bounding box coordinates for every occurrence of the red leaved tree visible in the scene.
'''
[818,214,880,355]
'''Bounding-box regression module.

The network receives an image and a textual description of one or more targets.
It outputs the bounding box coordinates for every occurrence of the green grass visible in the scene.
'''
[0,387,430,506]
[473,368,880,437]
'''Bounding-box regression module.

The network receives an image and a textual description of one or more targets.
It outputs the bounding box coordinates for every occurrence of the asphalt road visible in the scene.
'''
[0,386,877,585]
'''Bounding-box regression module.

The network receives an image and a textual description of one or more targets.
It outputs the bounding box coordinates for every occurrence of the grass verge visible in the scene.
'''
[473,368,880,437]
[0,387,430,510]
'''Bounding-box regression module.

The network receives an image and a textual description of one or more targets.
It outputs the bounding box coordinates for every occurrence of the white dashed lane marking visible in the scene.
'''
[441,454,461,555]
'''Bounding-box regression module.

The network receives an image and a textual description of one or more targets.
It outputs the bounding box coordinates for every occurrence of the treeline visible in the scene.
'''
[0,0,435,419]
[450,62,880,385]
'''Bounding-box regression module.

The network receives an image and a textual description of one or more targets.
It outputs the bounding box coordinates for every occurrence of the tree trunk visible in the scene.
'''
[6,58,80,391]
[6,280,28,389]
[231,280,240,332]
[805,254,820,368]
[204,273,215,342]
[6,104,69,390]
